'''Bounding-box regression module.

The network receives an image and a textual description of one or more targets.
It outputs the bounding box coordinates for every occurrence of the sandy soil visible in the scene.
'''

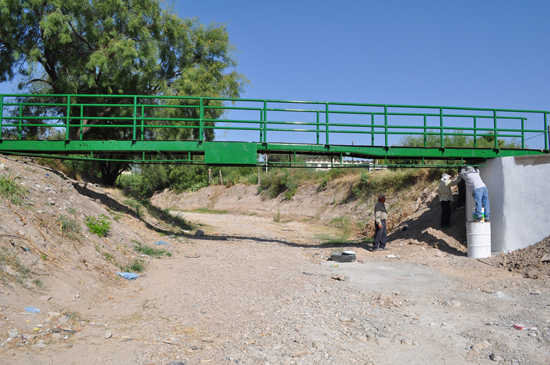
[0,157,549,365]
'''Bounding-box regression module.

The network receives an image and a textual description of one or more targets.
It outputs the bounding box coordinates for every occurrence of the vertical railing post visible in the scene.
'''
[439,107,443,148]
[199,97,204,142]
[18,101,23,140]
[141,106,144,140]
[132,96,137,141]
[80,105,83,140]
[384,106,388,147]
[545,112,548,151]
[493,110,498,149]
[65,95,71,140]
[473,116,477,148]
[263,100,267,143]
[370,113,374,146]
[423,115,427,148]
[521,118,525,149]
[0,95,3,140]
[316,111,320,144]
[325,103,329,145]
[259,109,263,142]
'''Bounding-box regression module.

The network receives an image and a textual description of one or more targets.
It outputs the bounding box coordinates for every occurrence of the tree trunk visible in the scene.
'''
[98,161,128,186]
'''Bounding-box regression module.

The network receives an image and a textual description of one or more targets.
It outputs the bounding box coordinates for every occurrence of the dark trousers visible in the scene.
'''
[458,179,466,208]
[374,221,387,249]
[440,201,451,227]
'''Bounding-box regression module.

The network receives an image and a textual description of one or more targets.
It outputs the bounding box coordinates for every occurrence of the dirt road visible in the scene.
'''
[3,209,548,365]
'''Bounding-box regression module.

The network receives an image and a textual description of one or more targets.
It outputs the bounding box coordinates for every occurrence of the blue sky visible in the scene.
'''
[1,0,549,149]
[174,0,550,110]
[173,0,550,148]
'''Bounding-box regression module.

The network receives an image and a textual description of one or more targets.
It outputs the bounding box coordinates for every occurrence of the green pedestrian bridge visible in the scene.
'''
[0,94,548,167]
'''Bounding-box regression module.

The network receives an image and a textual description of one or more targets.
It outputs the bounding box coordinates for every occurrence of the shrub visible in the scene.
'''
[0,174,27,205]
[120,259,145,273]
[85,214,111,237]
[56,215,81,238]
[133,242,171,258]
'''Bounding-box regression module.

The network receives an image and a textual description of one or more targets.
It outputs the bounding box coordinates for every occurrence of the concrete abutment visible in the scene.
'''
[473,155,550,252]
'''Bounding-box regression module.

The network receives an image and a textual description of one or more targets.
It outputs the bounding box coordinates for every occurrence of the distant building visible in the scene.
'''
[304,158,387,172]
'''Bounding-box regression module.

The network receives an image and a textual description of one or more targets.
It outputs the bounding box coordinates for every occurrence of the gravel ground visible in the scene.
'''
[1,157,549,365]
[6,211,548,365]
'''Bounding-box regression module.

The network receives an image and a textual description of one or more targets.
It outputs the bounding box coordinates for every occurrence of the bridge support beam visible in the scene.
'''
[473,155,550,252]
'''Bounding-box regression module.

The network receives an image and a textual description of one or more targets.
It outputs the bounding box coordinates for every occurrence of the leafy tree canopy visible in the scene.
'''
[0,0,248,184]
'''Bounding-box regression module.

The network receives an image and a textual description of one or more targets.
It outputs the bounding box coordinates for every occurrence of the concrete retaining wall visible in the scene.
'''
[475,155,550,252]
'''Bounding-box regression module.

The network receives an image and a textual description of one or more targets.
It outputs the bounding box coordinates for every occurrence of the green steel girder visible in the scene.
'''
[0,140,546,165]
[0,139,205,153]
[257,143,548,160]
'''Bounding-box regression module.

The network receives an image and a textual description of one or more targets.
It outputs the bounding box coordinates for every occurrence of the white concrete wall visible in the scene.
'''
[477,155,550,252]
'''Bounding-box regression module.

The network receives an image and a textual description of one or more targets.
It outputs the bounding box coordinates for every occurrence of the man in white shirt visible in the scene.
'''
[438,173,460,228]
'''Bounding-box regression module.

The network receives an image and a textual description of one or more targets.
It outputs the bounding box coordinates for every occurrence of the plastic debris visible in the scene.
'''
[24,306,41,313]
[386,254,397,258]
[116,272,139,280]
[513,324,537,330]
[154,240,170,246]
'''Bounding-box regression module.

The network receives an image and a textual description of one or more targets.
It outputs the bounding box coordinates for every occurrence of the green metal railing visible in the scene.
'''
[0,94,548,165]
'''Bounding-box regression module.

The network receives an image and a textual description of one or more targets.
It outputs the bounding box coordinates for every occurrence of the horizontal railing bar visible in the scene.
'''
[2,94,548,114]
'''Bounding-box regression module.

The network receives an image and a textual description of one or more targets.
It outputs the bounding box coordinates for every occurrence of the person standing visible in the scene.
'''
[373,193,387,251]
[457,167,466,208]
[459,166,490,222]
[438,173,460,228]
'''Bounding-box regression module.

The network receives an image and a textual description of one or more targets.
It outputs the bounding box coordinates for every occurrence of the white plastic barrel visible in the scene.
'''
[466,222,491,258]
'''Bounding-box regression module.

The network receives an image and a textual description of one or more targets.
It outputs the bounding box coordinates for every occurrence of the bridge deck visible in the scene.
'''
[0,94,548,165]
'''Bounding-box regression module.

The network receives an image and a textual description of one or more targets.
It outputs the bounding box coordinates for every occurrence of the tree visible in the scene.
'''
[0,0,248,185]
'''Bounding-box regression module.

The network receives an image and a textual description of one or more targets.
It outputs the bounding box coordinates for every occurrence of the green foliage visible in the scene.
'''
[110,212,123,221]
[133,242,171,258]
[186,208,227,215]
[0,174,27,205]
[1,0,248,185]
[399,131,521,152]
[353,168,441,198]
[102,252,114,261]
[258,169,315,199]
[120,259,146,273]
[0,250,32,287]
[123,198,143,218]
[318,177,329,191]
[85,215,111,237]
[33,278,43,288]
[55,215,81,238]
[273,209,281,223]
[259,170,288,198]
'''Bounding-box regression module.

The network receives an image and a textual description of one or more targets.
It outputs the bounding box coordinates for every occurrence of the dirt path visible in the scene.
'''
[3,210,548,365]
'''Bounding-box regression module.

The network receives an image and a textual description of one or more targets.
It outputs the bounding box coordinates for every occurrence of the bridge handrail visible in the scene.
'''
[0,94,548,153]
